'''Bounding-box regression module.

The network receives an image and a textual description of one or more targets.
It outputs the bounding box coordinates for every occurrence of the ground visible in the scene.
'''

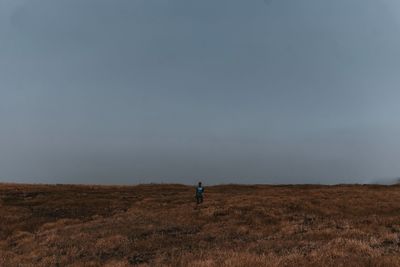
[1,183,400,266]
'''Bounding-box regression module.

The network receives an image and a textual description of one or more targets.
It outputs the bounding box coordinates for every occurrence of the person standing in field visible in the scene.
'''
[196,182,204,204]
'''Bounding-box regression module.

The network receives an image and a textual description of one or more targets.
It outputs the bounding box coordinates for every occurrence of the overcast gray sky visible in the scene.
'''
[1,0,400,184]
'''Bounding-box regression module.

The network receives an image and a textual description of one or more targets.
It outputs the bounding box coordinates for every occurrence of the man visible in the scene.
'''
[195,182,204,204]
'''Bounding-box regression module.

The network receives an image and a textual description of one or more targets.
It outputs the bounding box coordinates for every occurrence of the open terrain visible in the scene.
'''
[1,183,400,266]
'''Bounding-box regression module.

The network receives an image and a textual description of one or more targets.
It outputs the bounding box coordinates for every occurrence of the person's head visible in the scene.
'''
[198,182,202,187]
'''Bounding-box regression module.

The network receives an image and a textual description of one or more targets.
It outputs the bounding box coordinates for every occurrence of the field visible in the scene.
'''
[1,183,400,266]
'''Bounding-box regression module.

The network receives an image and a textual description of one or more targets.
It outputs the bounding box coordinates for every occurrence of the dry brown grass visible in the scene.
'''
[1,183,400,266]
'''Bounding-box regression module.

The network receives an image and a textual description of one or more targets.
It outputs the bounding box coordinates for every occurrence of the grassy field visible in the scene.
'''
[1,183,400,266]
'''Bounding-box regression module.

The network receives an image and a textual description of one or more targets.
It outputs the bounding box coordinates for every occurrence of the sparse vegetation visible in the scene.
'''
[1,183,400,266]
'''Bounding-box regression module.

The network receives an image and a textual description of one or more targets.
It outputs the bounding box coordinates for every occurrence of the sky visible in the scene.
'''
[1,0,400,185]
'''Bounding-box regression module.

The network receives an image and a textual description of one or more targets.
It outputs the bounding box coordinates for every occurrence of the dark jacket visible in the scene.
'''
[196,186,204,196]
